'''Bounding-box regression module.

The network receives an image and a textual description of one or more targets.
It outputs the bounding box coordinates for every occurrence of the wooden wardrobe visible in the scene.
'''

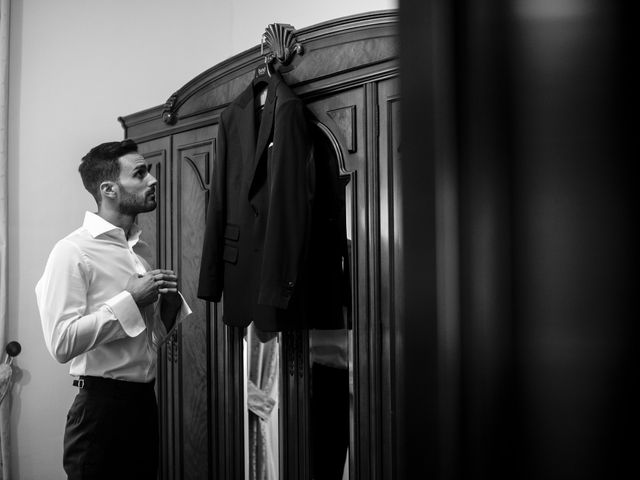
[119,10,399,480]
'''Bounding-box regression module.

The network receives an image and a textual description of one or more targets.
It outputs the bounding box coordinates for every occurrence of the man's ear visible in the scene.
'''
[99,181,118,200]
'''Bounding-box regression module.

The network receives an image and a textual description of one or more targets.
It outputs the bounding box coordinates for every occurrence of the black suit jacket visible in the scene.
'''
[198,71,316,330]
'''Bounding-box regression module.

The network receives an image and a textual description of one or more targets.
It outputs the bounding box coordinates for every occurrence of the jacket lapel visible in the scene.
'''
[249,73,280,200]
[235,85,257,182]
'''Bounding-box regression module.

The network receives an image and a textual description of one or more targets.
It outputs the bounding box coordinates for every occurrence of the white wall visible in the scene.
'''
[229,0,395,53]
[7,0,396,478]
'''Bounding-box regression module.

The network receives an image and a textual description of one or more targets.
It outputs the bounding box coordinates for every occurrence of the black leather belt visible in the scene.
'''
[72,375,155,394]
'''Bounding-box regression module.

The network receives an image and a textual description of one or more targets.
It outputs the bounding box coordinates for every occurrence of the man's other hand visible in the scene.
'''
[125,269,177,308]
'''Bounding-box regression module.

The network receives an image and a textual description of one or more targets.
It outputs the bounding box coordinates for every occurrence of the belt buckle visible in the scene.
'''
[76,378,85,389]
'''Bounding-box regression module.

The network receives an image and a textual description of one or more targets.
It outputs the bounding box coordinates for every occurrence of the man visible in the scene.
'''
[35,139,191,479]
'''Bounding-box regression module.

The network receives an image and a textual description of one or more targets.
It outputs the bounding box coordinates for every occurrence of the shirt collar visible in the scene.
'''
[83,211,142,245]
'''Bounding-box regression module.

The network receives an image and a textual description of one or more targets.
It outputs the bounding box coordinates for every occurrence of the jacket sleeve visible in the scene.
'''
[197,115,228,302]
[257,99,315,309]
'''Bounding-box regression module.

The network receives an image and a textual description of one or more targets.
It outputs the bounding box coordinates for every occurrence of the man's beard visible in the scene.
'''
[117,187,156,215]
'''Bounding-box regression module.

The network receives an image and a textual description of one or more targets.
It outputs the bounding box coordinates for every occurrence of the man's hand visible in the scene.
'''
[125,269,178,308]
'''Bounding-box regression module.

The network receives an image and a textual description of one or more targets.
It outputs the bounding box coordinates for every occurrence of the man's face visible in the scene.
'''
[116,153,158,215]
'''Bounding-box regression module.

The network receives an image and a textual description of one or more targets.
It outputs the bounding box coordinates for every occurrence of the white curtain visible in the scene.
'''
[0,1,11,479]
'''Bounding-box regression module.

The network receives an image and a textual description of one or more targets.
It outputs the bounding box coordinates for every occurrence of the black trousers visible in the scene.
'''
[63,377,158,480]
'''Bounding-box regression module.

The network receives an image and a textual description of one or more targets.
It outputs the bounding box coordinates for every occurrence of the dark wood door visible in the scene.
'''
[291,78,399,480]
[140,127,220,480]
[172,126,217,480]
[136,137,179,479]
[305,87,371,480]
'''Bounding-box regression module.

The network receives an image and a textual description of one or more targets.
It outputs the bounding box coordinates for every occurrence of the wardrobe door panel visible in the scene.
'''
[136,137,171,269]
[137,137,180,479]
[173,126,217,480]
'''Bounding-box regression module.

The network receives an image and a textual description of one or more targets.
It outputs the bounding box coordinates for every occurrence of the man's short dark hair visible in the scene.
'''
[79,139,138,205]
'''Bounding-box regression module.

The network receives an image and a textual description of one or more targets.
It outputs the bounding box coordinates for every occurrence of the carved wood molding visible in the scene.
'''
[327,105,357,153]
[138,10,397,129]
[162,93,179,125]
[263,23,304,66]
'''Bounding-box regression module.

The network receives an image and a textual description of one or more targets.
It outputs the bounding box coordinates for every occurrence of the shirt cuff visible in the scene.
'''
[105,291,146,337]
[177,292,193,322]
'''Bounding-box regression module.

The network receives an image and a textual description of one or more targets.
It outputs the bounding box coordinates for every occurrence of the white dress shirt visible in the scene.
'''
[35,211,191,382]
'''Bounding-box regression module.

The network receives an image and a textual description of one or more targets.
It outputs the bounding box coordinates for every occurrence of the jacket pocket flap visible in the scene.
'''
[223,245,238,264]
[224,224,240,241]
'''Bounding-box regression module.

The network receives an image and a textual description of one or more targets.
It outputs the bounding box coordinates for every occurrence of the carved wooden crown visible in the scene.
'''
[262,23,304,66]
